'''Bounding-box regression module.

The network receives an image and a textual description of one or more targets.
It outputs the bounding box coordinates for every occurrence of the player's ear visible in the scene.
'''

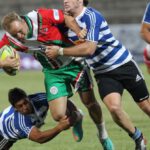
[13,104,18,111]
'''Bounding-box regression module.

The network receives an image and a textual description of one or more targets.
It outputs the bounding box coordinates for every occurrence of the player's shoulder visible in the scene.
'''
[147,2,150,8]
[144,2,150,16]
[86,7,102,16]
[2,106,14,115]
[1,106,17,123]
[28,93,47,102]
[85,7,104,21]
[37,8,62,15]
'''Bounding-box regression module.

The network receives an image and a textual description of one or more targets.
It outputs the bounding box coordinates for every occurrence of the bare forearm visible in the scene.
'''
[36,126,62,143]
[29,126,63,144]
[45,41,97,59]
[64,15,81,35]
[29,117,70,144]
[63,41,96,57]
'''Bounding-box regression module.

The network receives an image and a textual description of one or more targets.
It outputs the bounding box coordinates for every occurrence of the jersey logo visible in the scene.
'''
[136,74,142,82]
[50,86,58,95]
[39,27,48,33]
[53,9,59,20]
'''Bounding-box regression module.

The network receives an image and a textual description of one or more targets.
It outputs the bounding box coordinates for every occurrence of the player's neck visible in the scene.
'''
[72,6,84,17]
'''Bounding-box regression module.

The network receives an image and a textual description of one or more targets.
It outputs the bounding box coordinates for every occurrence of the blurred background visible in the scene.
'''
[0,0,149,69]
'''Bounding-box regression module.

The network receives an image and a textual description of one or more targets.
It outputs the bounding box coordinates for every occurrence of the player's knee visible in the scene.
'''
[138,100,150,115]
[108,105,121,115]
[85,101,100,109]
[52,113,65,121]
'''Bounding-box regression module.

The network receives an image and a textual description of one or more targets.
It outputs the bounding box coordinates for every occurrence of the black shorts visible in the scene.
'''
[0,134,15,150]
[95,60,149,102]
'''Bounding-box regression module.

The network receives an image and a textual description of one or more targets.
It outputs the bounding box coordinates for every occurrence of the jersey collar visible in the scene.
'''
[76,7,87,20]
[21,15,33,39]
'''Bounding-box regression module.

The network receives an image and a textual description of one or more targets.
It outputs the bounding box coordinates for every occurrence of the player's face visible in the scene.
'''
[8,20,28,43]
[14,98,33,115]
[64,0,81,15]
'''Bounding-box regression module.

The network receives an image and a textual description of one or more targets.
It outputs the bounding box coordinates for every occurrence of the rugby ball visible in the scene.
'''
[0,45,20,76]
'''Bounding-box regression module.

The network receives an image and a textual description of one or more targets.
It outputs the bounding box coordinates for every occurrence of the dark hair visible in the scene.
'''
[8,88,27,106]
[83,0,89,6]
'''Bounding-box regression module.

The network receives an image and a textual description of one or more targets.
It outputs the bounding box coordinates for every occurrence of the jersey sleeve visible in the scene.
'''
[17,114,34,138]
[0,33,28,52]
[0,34,10,48]
[37,8,65,24]
[29,93,48,109]
[142,3,150,23]
[86,13,103,42]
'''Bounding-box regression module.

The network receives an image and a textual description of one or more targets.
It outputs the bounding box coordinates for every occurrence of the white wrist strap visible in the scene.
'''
[58,47,64,56]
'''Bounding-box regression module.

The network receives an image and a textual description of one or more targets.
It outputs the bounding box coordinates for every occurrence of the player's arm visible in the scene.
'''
[28,116,70,144]
[46,40,97,59]
[42,9,86,39]
[62,40,97,56]
[140,23,150,44]
[64,14,86,39]
[45,13,101,58]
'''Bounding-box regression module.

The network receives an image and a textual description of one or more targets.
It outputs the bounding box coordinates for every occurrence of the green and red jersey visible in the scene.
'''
[0,8,74,69]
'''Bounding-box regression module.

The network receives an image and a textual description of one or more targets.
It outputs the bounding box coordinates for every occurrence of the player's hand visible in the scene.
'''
[1,56,20,69]
[64,14,74,25]
[45,46,60,59]
[77,28,87,39]
[58,116,71,131]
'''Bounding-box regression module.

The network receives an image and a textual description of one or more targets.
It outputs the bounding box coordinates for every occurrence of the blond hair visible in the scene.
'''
[1,12,22,31]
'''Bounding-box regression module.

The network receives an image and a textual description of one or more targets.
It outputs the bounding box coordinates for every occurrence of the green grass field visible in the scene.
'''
[0,64,150,150]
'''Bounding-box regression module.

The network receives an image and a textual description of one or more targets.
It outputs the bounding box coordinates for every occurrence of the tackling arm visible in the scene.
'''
[62,40,97,56]
[64,15,87,39]
[28,116,70,144]
[45,40,97,59]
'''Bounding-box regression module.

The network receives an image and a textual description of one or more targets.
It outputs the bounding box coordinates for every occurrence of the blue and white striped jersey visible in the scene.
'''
[0,93,48,141]
[67,7,132,74]
[142,3,150,23]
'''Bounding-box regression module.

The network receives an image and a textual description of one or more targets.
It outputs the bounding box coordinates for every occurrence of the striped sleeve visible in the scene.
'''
[142,3,150,23]
[17,114,33,138]
[85,10,102,42]
[29,93,47,103]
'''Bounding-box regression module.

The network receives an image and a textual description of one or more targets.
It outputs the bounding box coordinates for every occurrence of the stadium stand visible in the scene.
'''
[90,0,149,23]
[0,0,149,26]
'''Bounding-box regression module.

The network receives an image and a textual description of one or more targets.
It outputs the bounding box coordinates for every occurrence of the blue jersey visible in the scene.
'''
[142,3,150,23]
[67,7,132,74]
[0,93,48,141]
